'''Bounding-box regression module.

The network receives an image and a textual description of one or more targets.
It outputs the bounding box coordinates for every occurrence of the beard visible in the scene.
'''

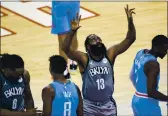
[6,76,21,84]
[89,43,107,56]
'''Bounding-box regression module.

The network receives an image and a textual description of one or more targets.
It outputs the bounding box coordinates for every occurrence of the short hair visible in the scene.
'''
[152,35,168,47]
[6,54,24,69]
[84,34,101,52]
[49,55,67,74]
[0,53,11,69]
[84,35,90,52]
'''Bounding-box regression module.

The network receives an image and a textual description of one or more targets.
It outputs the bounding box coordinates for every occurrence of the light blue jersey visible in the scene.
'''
[130,49,161,116]
[50,80,79,116]
[51,1,80,34]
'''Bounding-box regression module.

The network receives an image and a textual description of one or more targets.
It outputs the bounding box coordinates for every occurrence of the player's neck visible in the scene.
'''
[53,74,67,83]
[90,53,103,61]
[1,70,9,77]
[148,49,158,58]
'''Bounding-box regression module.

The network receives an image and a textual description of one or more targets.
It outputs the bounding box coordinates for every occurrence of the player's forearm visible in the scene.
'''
[62,30,77,53]
[0,109,31,116]
[76,104,83,116]
[77,110,83,116]
[148,90,168,102]
[43,112,51,116]
[25,99,35,110]
[126,17,136,42]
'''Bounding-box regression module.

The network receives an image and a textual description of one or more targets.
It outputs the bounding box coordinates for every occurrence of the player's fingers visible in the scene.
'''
[126,4,129,11]
[78,15,81,23]
[129,9,134,15]
[76,12,79,20]
[124,7,129,19]
[77,26,81,30]
[36,110,43,112]
[129,8,135,12]
[73,17,75,22]
[131,11,136,14]
[129,8,135,13]
[128,9,135,16]
[130,11,136,16]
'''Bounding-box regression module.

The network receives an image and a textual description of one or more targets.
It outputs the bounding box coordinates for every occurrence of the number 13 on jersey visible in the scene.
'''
[96,78,105,90]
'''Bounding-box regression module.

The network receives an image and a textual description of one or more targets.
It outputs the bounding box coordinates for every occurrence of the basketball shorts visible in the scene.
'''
[132,93,162,116]
[83,98,117,116]
[51,1,80,35]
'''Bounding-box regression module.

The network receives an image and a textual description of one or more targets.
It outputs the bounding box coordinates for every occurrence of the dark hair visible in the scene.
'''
[152,35,168,48]
[49,55,67,74]
[84,35,90,52]
[84,34,101,52]
[0,53,10,69]
[7,54,24,69]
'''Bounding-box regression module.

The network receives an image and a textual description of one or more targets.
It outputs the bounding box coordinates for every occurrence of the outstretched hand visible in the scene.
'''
[27,107,43,116]
[124,4,135,22]
[71,13,81,31]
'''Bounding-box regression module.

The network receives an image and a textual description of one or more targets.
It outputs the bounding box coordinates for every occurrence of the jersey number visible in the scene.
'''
[12,99,17,110]
[96,78,105,90]
[64,102,71,116]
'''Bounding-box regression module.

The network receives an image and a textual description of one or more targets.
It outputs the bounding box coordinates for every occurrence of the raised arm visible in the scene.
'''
[107,5,136,63]
[42,85,54,116]
[62,14,87,67]
[75,85,83,116]
[144,60,168,102]
[23,70,35,110]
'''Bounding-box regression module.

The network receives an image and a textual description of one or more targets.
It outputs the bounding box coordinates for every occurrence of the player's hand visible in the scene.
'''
[71,13,81,31]
[124,4,135,22]
[26,107,43,116]
[35,110,43,116]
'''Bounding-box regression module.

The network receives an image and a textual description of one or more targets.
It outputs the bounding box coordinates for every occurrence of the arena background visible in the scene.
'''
[1,1,167,115]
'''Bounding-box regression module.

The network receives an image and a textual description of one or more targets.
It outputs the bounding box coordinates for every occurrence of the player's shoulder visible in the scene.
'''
[42,85,55,94]
[23,69,30,84]
[146,60,159,66]
[144,60,159,72]
[42,85,55,98]
[136,49,145,56]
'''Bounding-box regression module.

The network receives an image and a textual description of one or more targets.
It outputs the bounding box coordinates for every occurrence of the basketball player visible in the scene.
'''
[42,55,83,116]
[130,35,168,116]
[51,1,80,71]
[0,54,38,116]
[62,5,136,116]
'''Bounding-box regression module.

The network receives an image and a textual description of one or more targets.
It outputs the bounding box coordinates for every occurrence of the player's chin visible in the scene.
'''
[160,54,166,59]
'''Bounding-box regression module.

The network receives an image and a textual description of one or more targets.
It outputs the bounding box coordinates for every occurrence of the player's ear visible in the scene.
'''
[87,45,90,50]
